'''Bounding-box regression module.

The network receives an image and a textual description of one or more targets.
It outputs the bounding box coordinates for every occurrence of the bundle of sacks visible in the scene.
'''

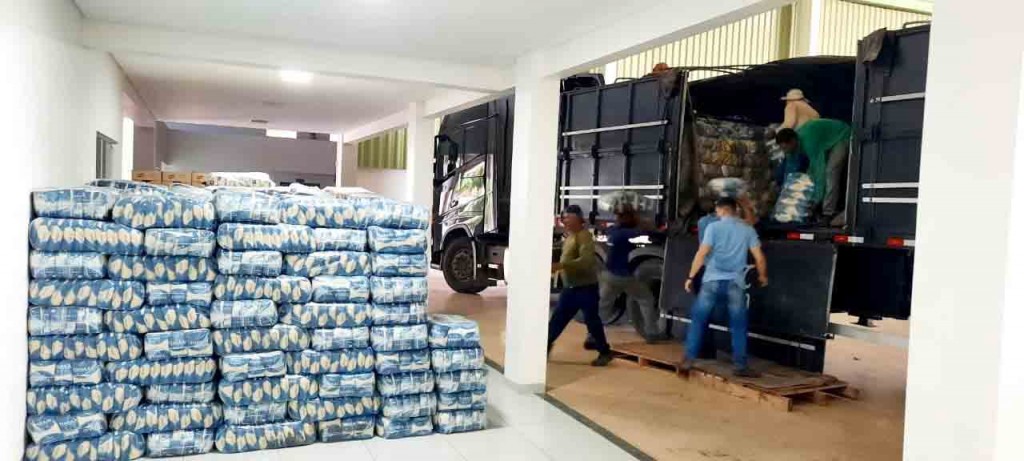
[428,315,487,434]
[693,117,776,218]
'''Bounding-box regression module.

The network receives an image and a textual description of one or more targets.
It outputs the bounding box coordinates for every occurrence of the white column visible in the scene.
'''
[406,101,435,209]
[904,1,1024,459]
[120,117,134,180]
[504,75,560,390]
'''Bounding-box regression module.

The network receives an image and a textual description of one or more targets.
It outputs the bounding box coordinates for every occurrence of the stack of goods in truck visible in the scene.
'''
[429,315,487,433]
[693,117,776,218]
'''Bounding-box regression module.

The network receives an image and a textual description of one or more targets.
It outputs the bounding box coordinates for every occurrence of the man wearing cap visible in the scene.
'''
[779,88,820,130]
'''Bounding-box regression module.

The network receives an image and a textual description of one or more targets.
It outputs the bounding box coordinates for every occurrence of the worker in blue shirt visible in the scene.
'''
[598,203,665,343]
[683,197,768,378]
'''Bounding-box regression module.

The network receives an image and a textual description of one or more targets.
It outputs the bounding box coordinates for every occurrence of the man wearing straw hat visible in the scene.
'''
[779,88,820,130]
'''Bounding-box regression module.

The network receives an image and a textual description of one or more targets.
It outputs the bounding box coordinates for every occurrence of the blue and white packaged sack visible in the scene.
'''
[105,357,217,385]
[33,187,118,220]
[367,227,428,254]
[213,190,280,224]
[285,348,375,375]
[30,218,144,254]
[217,375,318,406]
[216,250,282,276]
[313,228,367,251]
[212,324,310,354]
[145,429,215,458]
[371,324,428,352]
[107,256,217,282]
[28,360,103,387]
[29,280,145,310]
[112,193,215,230]
[144,229,216,257]
[376,416,433,439]
[220,351,287,382]
[105,305,212,334]
[25,431,145,461]
[146,382,216,404]
[26,383,142,415]
[435,369,488,394]
[284,251,371,277]
[431,348,486,373]
[372,253,429,277]
[428,314,481,349]
[370,277,427,303]
[279,196,364,228]
[27,412,107,444]
[211,299,278,328]
[168,184,213,199]
[216,223,316,253]
[222,402,288,425]
[435,408,487,434]
[89,178,164,192]
[705,177,750,199]
[28,306,104,336]
[437,389,487,411]
[371,303,428,326]
[144,329,213,359]
[278,302,371,328]
[30,252,106,279]
[357,198,429,229]
[213,275,311,303]
[772,172,816,224]
[377,371,435,397]
[381,393,437,418]
[311,276,371,303]
[147,282,212,306]
[207,172,275,189]
[319,416,375,442]
[319,372,375,398]
[28,333,142,361]
[287,396,380,422]
[375,350,431,375]
[109,403,222,434]
[214,421,316,454]
[312,327,370,350]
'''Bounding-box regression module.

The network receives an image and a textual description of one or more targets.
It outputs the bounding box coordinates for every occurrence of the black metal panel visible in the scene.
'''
[832,246,913,319]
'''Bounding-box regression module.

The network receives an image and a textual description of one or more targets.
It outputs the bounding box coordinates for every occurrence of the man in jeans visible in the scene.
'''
[598,203,664,343]
[682,197,768,377]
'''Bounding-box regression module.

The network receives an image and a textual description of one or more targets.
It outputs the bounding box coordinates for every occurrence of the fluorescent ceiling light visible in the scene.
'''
[279,69,313,84]
[266,129,298,139]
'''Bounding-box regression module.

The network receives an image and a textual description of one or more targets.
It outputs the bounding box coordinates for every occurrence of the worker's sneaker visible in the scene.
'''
[733,368,762,378]
[591,352,614,367]
[678,358,695,373]
[582,335,598,351]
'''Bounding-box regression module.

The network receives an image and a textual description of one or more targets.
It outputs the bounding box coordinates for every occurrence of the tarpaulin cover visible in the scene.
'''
[214,421,316,454]
[28,333,143,361]
[26,383,142,415]
[431,348,486,373]
[216,250,282,277]
[217,375,318,406]
[435,369,488,394]
[30,218,144,254]
[369,277,427,304]
[30,251,106,279]
[216,223,315,253]
[28,306,104,336]
[278,196,364,228]
[107,256,217,282]
[284,251,371,277]
[380,393,437,418]
[145,429,215,458]
[144,229,216,257]
[220,351,287,382]
[286,396,380,422]
[213,191,280,224]
[377,371,434,397]
[105,305,212,334]
[112,193,215,230]
[278,302,371,329]
[147,282,212,307]
[33,187,118,220]
[772,172,817,224]
[29,280,146,310]
[109,403,222,434]
[284,348,375,375]
[370,324,428,352]
[318,416,375,442]
[28,360,103,387]
[311,276,370,303]
[428,314,481,349]
[313,228,366,251]
[437,390,487,411]
[354,197,429,229]
[27,411,107,444]
[146,382,216,404]
[366,227,428,254]
[434,408,487,434]
[371,303,428,326]
[222,402,288,425]
[319,372,375,398]
[105,357,217,385]
[210,299,278,329]
[212,324,310,354]
[144,329,213,359]
[24,431,144,461]
[375,349,431,375]
[213,275,311,303]
[376,416,433,439]
[371,253,428,277]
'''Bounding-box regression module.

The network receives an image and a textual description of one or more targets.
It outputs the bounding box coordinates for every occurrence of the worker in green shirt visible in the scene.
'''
[775,118,852,225]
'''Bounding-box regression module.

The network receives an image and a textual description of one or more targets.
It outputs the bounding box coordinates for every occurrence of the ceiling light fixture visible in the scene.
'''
[279,69,313,84]
[266,129,298,139]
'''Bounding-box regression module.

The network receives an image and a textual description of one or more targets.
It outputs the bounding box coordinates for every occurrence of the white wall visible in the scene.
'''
[355,168,408,201]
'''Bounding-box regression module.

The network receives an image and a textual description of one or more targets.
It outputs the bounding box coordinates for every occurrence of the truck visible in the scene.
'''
[431,25,930,371]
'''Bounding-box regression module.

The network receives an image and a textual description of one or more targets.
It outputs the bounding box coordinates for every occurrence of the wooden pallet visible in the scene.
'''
[611,341,859,412]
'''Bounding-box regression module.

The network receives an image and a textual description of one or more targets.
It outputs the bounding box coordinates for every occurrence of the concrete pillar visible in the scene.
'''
[904,1,1024,459]
[504,75,561,390]
[338,143,358,187]
[406,101,435,210]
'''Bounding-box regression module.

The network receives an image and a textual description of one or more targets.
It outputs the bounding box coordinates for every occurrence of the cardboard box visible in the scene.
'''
[132,170,162,183]
[191,172,209,186]
[162,171,192,185]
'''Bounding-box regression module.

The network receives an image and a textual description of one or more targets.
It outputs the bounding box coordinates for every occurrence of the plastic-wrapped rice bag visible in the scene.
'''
[376,415,433,439]
[772,173,817,224]
[437,389,487,411]
[311,327,370,351]
[371,303,428,326]
[285,348,375,375]
[28,306,104,336]
[105,305,211,334]
[28,360,103,387]
[29,280,145,310]
[214,421,316,454]
[381,393,437,418]
[356,198,429,229]
[220,351,287,382]
[26,383,142,415]
[33,187,118,220]
[311,276,370,303]
[147,282,212,306]
[212,324,310,354]
[145,429,215,458]
[88,178,164,192]
[428,314,481,349]
[377,371,435,397]
[216,250,282,276]
[222,402,288,425]
[207,172,276,189]
[284,251,371,277]
[216,223,316,253]
[371,324,428,352]
[211,299,278,328]
[144,329,213,359]
[435,408,487,434]
[146,382,216,404]
[30,251,106,279]
[24,431,145,461]
[217,375,318,406]
[287,396,380,422]
[313,228,366,251]
[213,190,280,224]
[370,277,427,304]
[168,184,213,198]
[28,333,142,361]
[435,369,488,394]
[27,412,107,444]
[367,227,428,254]
[112,193,215,230]
[105,357,217,385]
[213,275,311,303]
[319,372,375,398]
[375,349,431,375]
[278,302,371,328]
[107,256,217,282]
[431,348,486,373]
[109,403,222,434]
[278,196,364,228]
[318,416,375,442]
[144,229,216,257]
[705,177,750,199]
[30,218,144,254]
[371,253,428,277]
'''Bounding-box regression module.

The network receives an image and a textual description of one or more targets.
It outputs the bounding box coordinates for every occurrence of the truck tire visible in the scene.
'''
[628,258,668,338]
[442,237,488,294]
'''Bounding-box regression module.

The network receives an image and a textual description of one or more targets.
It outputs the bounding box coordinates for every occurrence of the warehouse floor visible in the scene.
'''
[426,271,909,461]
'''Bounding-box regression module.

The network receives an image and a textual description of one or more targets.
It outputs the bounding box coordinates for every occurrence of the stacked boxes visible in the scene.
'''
[429,315,487,434]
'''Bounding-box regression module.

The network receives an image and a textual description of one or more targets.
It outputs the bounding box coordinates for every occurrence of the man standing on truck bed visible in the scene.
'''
[599,203,665,343]
[775,118,852,226]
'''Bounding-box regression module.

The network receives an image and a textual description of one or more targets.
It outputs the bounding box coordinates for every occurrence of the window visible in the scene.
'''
[95,132,117,179]
[357,128,407,169]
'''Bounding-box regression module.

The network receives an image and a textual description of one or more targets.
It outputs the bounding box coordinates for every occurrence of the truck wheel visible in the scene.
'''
[628,258,668,337]
[442,237,487,294]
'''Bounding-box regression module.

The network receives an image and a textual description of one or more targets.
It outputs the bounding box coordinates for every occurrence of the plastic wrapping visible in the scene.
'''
[217,375,318,406]
[222,402,288,425]
[597,190,655,213]
[356,197,430,229]
[144,229,216,257]
[144,329,213,359]
[428,314,482,349]
[278,302,371,328]
[381,393,437,418]
[311,327,370,351]
[213,275,312,303]
[210,299,278,329]
[28,306,104,336]
[435,369,488,394]
[284,348,375,375]
[214,421,316,454]
[145,429,216,458]
[24,431,145,461]
[311,275,370,303]
[376,416,433,439]
[431,348,486,373]
[772,173,817,224]
[30,251,106,280]
[33,187,118,220]
[213,190,280,224]
[319,372,375,398]
[26,383,142,415]
[377,371,435,397]
[207,172,275,189]
[371,253,429,277]
[435,408,487,434]
[371,303,428,326]
[105,357,217,385]
[29,279,146,310]
[216,223,316,253]
[371,324,428,352]
[104,305,211,334]
[284,251,371,277]
[112,193,216,230]
[216,250,282,276]
[147,282,212,307]
[278,196,364,228]
[27,411,107,444]
[366,227,428,254]
[286,396,380,422]
[28,360,103,387]
[318,416,376,442]
[220,351,287,382]
[30,218,144,254]
[375,349,431,375]
[369,277,428,304]
[146,382,216,404]
[28,333,142,361]
[168,184,214,199]
[437,389,487,411]
[109,403,222,434]
[88,178,164,192]
[107,255,217,282]
[705,177,751,199]
[313,228,366,251]
[211,324,310,354]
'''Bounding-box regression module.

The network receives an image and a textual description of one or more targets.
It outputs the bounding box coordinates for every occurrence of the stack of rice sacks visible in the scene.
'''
[428,315,487,434]
[693,117,776,218]
[211,190,318,453]
[26,187,148,461]
[105,187,221,458]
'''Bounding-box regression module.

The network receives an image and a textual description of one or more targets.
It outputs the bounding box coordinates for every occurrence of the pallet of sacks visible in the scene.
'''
[429,314,487,434]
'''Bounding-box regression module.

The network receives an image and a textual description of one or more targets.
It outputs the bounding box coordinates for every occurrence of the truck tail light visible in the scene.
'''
[787,232,813,241]
[834,235,864,244]
[887,237,915,248]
